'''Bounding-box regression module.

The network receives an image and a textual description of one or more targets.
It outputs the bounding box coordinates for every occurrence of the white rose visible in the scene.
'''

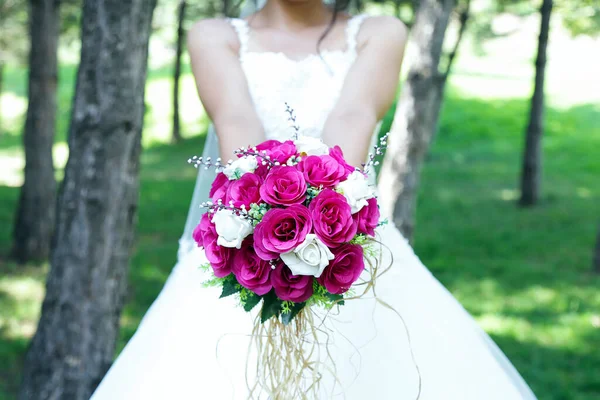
[281,234,334,278]
[211,209,253,249]
[294,136,329,156]
[336,171,374,214]
[223,156,258,180]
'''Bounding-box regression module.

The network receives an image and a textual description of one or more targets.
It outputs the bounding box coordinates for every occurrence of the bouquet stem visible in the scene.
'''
[248,308,328,399]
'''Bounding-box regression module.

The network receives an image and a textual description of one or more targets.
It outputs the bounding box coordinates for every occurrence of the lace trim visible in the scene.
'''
[229,14,369,59]
[346,14,368,55]
[229,18,249,55]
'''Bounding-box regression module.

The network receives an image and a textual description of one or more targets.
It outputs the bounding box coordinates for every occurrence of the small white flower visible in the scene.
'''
[294,136,329,156]
[336,171,374,214]
[223,156,258,180]
[281,234,334,278]
[211,209,253,249]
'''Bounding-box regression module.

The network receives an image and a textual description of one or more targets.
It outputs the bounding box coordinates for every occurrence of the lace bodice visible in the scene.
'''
[229,15,368,140]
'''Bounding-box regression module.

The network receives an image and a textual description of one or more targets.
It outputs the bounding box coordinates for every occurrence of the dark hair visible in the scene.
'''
[317,0,352,53]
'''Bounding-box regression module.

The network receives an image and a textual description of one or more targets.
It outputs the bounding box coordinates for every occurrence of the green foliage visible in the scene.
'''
[60,0,84,44]
[241,289,261,312]
[558,0,600,36]
[247,202,269,226]
[151,0,236,55]
[0,0,28,65]
[492,0,600,37]
[307,281,346,308]
[350,233,368,245]
[260,290,282,323]
[305,185,322,201]
[325,292,345,306]
[281,301,306,326]
[219,275,240,298]
[0,0,83,67]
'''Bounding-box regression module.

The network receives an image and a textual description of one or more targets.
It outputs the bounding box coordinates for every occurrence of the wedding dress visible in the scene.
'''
[91,15,537,400]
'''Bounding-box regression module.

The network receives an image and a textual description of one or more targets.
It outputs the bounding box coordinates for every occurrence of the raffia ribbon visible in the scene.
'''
[246,235,422,399]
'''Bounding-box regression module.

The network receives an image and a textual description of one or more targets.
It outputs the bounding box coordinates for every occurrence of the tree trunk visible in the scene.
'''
[11,0,59,264]
[594,225,600,274]
[429,0,470,136]
[222,0,230,17]
[519,0,552,206]
[172,0,186,144]
[378,0,455,241]
[18,0,157,398]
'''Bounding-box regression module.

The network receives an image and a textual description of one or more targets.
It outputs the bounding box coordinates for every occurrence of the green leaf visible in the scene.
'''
[326,292,345,306]
[243,292,262,312]
[260,291,282,323]
[281,302,306,326]
[220,277,241,298]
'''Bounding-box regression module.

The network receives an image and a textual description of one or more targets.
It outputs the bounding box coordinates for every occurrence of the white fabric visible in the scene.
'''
[91,14,537,400]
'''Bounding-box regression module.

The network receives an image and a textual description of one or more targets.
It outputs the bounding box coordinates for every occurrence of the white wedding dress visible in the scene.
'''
[91,15,537,400]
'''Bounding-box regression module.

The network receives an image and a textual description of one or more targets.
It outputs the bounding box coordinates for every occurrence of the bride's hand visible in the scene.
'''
[188,19,266,160]
[322,16,407,167]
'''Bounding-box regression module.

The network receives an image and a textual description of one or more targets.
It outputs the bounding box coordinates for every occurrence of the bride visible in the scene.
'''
[91,0,537,399]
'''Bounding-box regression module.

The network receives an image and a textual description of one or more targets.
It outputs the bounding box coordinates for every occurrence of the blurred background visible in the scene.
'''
[0,0,598,399]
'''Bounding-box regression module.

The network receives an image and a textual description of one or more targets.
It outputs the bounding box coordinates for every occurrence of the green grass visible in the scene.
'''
[398,93,600,399]
[1,23,600,400]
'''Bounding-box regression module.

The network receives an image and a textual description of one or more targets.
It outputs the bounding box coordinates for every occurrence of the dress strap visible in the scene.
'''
[228,18,250,56]
[345,14,368,55]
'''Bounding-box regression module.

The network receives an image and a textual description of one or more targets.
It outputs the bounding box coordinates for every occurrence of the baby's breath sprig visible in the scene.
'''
[187,155,229,171]
[362,243,379,260]
[286,155,302,166]
[285,103,300,140]
[361,133,389,175]
[200,199,261,224]
[234,146,280,168]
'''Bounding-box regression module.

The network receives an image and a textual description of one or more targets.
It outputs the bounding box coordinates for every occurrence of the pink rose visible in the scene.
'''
[318,244,364,294]
[329,146,355,179]
[253,204,312,260]
[253,163,269,179]
[210,172,230,202]
[226,173,262,208]
[309,189,357,248]
[232,242,272,295]
[259,166,306,206]
[297,155,347,188]
[192,213,212,248]
[205,240,233,277]
[255,140,280,152]
[353,198,380,237]
[200,217,233,277]
[256,140,298,164]
[271,262,314,303]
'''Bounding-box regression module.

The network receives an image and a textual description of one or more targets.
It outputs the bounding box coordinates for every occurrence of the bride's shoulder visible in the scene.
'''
[187,18,241,55]
[358,15,408,50]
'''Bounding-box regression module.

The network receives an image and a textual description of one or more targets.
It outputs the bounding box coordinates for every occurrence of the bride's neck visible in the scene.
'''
[260,0,332,30]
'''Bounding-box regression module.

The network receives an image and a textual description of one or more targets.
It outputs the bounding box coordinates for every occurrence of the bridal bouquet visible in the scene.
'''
[189,111,387,326]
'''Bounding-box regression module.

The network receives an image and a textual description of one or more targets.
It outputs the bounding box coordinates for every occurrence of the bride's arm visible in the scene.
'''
[188,19,265,160]
[322,16,408,167]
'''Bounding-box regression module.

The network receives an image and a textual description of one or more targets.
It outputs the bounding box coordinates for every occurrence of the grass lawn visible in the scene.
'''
[0,18,599,400]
